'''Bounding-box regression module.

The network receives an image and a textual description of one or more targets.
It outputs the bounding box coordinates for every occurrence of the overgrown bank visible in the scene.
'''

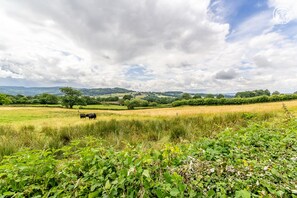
[0,119,296,197]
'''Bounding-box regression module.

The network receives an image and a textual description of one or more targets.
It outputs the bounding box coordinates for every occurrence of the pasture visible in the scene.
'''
[0,101,297,196]
[1,100,297,128]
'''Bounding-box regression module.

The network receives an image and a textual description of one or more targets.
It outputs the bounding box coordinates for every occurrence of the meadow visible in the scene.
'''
[0,101,297,196]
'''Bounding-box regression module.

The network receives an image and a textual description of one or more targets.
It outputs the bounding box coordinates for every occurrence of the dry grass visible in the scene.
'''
[1,100,292,159]
[1,100,296,129]
[112,100,297,116]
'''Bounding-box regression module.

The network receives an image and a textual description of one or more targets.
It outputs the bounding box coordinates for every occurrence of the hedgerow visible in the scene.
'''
[0,120,296,197]
[172,94,297,107]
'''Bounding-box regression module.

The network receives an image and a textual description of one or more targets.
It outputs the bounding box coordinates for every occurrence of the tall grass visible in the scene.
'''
[0,112,274,160]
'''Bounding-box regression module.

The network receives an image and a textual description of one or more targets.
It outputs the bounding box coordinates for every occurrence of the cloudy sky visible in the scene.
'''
[0,0,297,93]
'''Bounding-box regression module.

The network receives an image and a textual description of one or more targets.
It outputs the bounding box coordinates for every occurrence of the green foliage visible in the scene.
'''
[205,94,215,98]
[60,87,83,108]
[81,96,99,105]
[181,93,192,100]
[193,94,202,99]
[123,94,133,100]
[0,94,12,105]
[170,124,187,141]
[235,89,271,98]
[37,93,59,104]
[98,96,119,102]
[0,120,296,196]
[172,94,297,107]
[142,94,176,104]
[0,112,273,160]
[216,94,225,99]
[125,99,148,109]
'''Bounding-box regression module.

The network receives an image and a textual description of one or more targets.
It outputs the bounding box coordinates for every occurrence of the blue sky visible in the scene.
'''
[0,0,297,93]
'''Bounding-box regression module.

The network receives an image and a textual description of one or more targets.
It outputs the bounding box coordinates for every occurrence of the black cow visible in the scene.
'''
[86,113,97,119]
[80,113,87,118]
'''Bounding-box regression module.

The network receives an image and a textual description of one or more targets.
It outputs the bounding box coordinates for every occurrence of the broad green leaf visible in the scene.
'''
[170,188,179,197]
[207,190,215,197]
[235,190,251,198]
[142,169,150,178]
[105,180,111,189]
[88,191,100,198]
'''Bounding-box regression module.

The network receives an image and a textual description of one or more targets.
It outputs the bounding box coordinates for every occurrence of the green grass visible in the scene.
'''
[0,103,296,196]
[0,118,296,197]
[0,112,274,160]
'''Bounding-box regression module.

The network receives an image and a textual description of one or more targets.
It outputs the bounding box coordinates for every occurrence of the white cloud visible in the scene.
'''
[0,0,296,93]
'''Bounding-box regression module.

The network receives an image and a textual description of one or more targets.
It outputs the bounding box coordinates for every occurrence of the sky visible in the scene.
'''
[0,0,297,93]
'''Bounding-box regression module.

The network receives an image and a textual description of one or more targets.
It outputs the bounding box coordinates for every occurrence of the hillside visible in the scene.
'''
[0,86,134,96]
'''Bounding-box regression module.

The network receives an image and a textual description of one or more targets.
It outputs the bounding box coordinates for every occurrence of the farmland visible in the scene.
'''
[0,101,297,196]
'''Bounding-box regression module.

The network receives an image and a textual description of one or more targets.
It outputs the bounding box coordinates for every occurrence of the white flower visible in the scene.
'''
[256,180,260,186]
[290,157,297,161]
[263,166,269,171]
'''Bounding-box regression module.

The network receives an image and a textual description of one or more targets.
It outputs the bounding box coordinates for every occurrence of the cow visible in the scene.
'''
[80,113,87,118]
[86,113,97,119]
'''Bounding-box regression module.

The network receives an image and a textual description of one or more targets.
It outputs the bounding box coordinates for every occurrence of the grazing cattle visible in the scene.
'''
[80,113,87,118]
[86,113,97,119]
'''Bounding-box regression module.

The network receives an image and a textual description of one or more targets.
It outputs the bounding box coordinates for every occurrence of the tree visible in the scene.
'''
[38,93,59,104]
[205,94,214,98]
[123,94,133,100]
[0,94,12,105]
[124,99,148,110]
[272,91,280,95]
[193,94,202,99]
[181,93,191,100]
[60,87,82,108]
[217,94,225,99]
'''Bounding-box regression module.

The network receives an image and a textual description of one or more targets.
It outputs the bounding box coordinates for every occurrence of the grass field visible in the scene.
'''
[1,100,297,128]
[0,101,297,196]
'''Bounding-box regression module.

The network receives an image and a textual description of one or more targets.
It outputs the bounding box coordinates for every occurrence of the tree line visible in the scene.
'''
[172,94,297,107]
[1,87,297,109]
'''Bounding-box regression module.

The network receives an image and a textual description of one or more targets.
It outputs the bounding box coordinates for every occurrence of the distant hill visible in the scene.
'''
[0,86,62,96]
[80,87,134,96]
[0,86,134,96]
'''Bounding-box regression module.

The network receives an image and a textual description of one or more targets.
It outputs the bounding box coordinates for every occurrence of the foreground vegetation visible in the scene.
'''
[0,102,296,196]
[0,118,296,197]
[0,111,274,160]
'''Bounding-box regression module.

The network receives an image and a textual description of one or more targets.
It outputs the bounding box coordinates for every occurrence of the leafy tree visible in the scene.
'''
[216,94,225,99]
[38,93,59,104]
[272,91,280,95]
[99,96,119,102]
[0,94,12,105]
[181,93,191,100]
[125,99,148,110]
[82,96,99,105]
[123,94,133,100]
[205,94,214,98]
[158,97,176,104]
[16,96,29,104]
[143,94,159,102]
[60,87,82,108]
[235,89,271,98]
[193,94,202,99]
